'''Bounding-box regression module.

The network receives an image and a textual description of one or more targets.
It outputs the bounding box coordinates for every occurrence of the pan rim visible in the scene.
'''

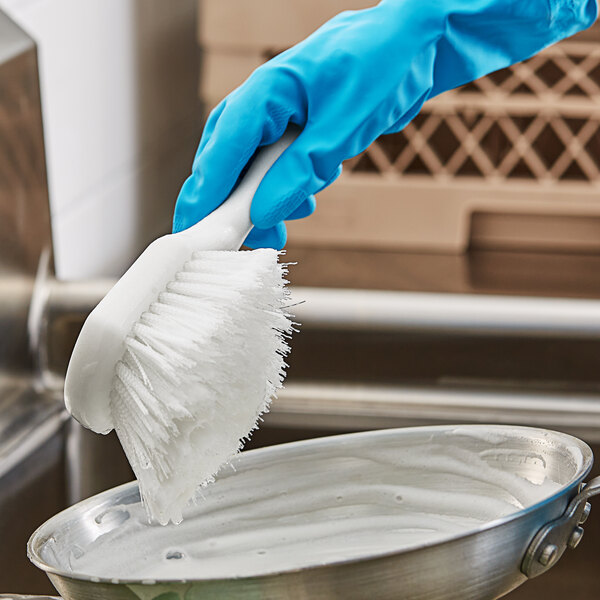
[27,423,593,585]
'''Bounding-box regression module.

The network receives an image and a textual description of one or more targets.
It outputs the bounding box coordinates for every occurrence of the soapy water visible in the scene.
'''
[44,427,582,582]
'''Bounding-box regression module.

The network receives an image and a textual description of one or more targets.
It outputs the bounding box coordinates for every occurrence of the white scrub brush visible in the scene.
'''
[64,129,298,525]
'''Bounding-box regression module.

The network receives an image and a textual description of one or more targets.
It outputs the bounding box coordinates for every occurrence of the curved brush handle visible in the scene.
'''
[184,125,300,250]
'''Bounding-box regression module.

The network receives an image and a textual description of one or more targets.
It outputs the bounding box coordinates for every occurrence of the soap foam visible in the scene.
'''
[58,432,566,581]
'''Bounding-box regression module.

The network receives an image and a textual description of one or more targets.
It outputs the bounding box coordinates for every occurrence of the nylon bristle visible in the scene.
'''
[110,249,294,525]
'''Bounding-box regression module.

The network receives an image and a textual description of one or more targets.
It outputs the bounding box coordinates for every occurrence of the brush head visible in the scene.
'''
[65,232,201,435]
[110,249,292,525]
[65,243,293,524]
[65,128,299,524]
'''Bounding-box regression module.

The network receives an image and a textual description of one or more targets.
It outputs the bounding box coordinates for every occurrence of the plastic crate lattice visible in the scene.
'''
[344,42,600,184]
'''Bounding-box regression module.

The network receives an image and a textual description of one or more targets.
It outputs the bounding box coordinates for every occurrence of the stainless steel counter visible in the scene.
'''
[0,381,67,595]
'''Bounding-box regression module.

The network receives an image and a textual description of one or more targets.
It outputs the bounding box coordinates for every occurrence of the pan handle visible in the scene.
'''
[522,475,600,578]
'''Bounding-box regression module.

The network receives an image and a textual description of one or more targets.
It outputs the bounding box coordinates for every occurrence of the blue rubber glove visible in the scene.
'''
[173,0,597,249]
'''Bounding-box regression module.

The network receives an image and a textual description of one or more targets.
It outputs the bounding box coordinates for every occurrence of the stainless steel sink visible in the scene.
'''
[0,11,130,594]
[0,10,63,595]
[0,382,66,594]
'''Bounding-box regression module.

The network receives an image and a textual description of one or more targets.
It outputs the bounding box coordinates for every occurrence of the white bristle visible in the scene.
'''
[109,248,294,525]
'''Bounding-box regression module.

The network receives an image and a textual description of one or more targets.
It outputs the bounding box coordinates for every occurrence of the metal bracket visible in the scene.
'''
[522,475,600,578]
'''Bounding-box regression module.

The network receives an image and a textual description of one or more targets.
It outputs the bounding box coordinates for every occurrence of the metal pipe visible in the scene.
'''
[41,281,600,340]
[46,278,115,314]
[290,287,600,337]
[30,281,600,380]
[272,381,600,442]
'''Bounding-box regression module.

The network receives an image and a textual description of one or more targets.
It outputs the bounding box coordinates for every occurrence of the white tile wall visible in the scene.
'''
[1,0,201,279]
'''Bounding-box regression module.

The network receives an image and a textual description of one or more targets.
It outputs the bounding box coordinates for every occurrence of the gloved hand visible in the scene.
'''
[173,0,597,249]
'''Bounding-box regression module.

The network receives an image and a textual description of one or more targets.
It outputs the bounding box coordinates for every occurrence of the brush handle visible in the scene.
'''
[182,125,300,250]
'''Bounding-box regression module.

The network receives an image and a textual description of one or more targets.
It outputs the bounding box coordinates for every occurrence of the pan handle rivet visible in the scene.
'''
[568,526,584,549]
[579,502,592,525]
[539,544,558,566]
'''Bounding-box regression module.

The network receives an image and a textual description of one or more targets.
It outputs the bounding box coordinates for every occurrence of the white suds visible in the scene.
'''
[58,429,568,582]
[110,249,294,525]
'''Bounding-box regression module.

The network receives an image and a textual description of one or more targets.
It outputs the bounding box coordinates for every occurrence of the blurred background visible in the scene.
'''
[1,0,600,597]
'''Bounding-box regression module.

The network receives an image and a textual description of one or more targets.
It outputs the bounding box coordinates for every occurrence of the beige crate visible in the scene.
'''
[199,0,376,50]
[199,1,600,254]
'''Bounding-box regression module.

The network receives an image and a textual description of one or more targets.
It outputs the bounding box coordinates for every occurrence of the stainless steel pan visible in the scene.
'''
[27,425,600,600]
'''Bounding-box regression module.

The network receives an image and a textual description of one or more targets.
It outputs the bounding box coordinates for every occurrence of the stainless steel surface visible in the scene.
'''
[38,282,600,369]
[291,288,600,338]
[0,381,66,480]
[286,246,600,299]
[42,279,115,385]
[38,281,600,414]
[522,475,600,578]
[27,426,597,600]
[33,282,600,372]
[0,380,67,595]
[64,422,132,505]
[0,9,67,595]
[272,382,600,443]
[0,8,53,375]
